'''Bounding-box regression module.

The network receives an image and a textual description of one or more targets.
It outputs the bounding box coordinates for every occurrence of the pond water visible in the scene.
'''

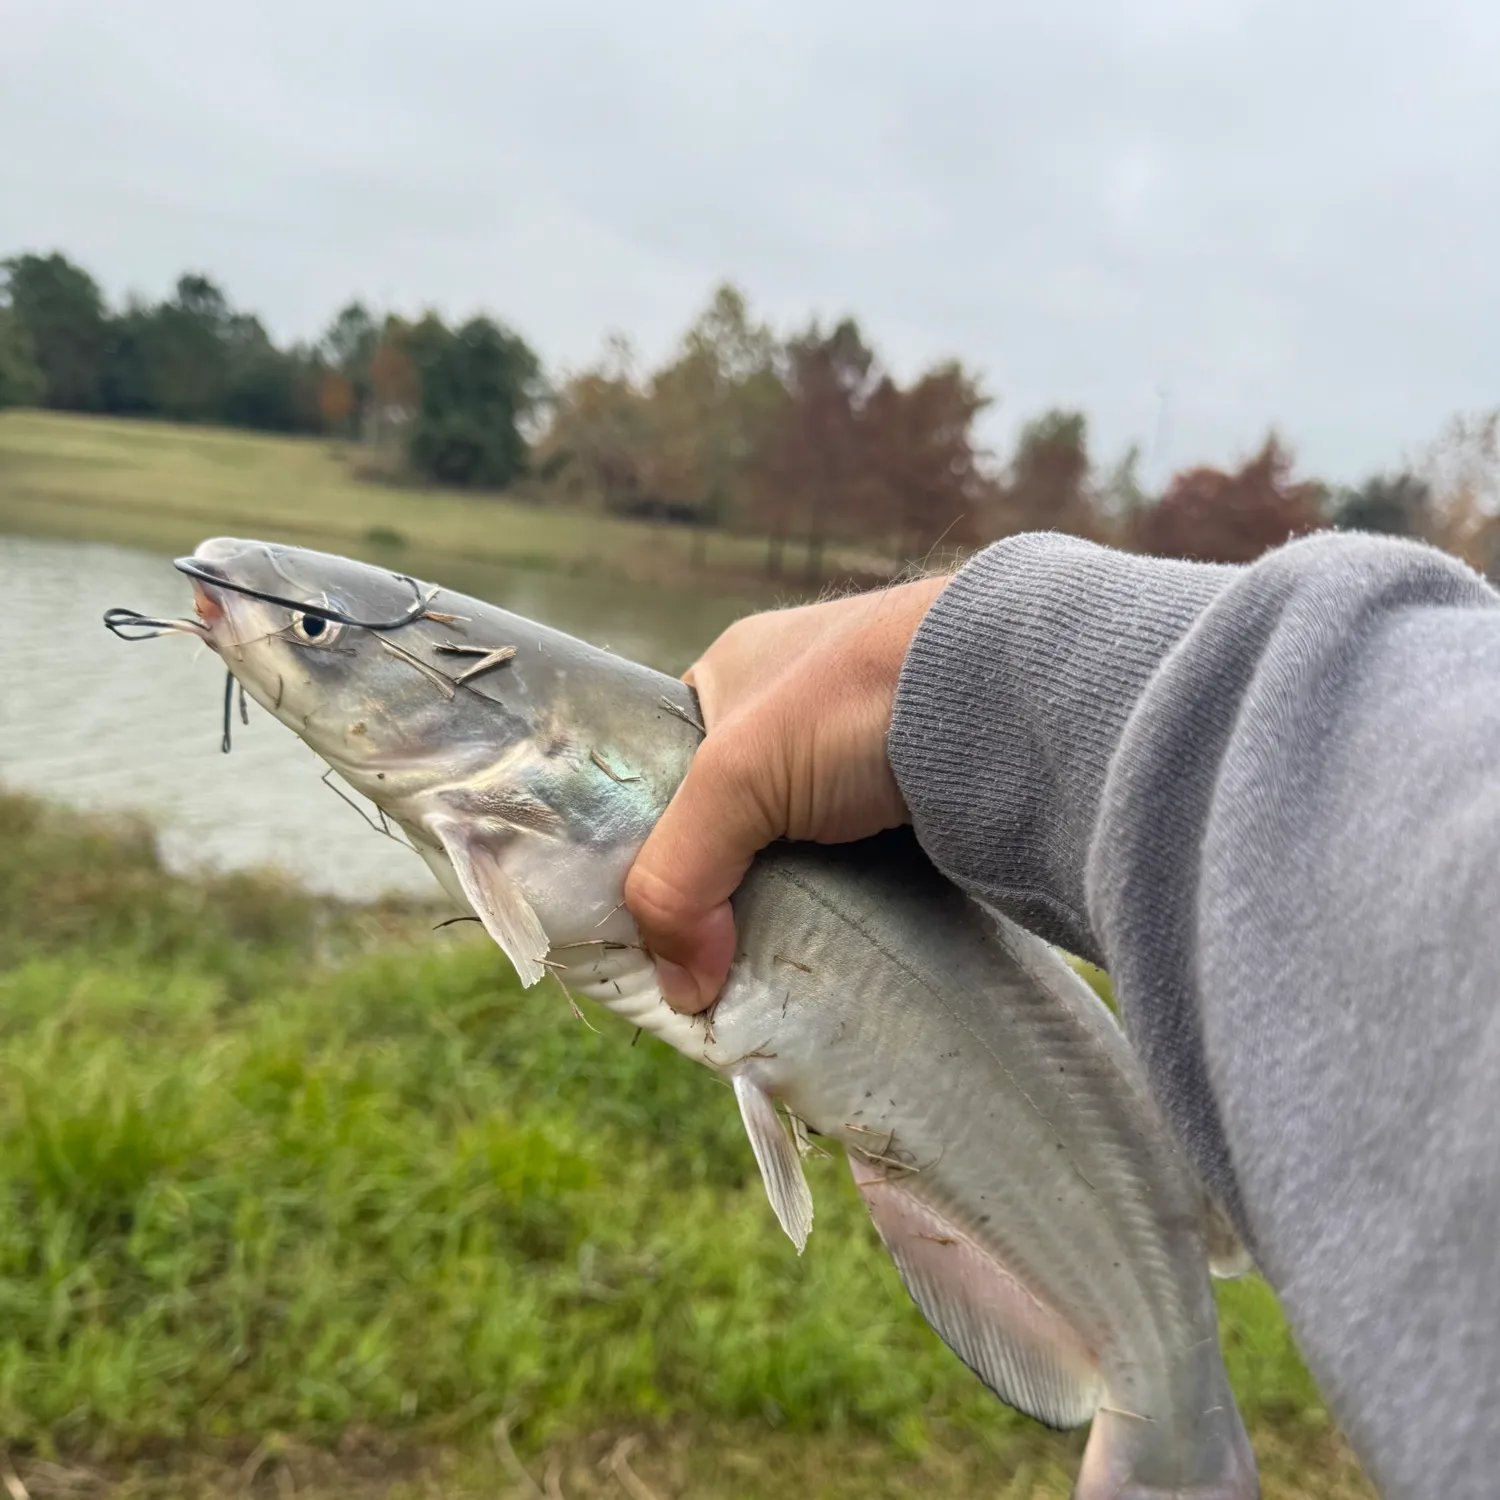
[0,533,743,898]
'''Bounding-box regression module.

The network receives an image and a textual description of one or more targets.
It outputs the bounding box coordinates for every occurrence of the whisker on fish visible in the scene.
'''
[319,768,415,850]
[102,607,207,641]
[221,668,236,754]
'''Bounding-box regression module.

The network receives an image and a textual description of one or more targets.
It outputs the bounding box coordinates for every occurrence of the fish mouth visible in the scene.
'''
[189,576,226,629]
[174,554,235,635]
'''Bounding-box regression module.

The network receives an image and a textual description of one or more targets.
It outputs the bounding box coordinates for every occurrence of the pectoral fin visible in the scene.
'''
[733,1072,814,1254]
[430,820,550,988]
[848,1151,1101,1430]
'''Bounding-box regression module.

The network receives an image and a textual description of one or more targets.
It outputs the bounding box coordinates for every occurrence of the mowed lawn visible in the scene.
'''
[0,410,869,591]
[0,789,1373,1499]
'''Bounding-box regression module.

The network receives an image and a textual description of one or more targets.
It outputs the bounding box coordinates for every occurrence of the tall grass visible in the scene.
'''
[0,790,1365,1497]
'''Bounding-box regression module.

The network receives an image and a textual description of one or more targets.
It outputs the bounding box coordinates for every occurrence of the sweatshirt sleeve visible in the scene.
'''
[887,529,1500,1500]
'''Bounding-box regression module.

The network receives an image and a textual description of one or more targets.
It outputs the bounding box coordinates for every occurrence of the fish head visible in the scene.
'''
[173,536,695,981]
[177,536,540,799]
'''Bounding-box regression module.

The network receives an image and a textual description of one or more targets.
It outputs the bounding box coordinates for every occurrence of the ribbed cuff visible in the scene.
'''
[888,533,1236,962]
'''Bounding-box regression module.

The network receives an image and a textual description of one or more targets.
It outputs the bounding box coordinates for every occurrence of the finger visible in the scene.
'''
[648,902,736,1014]
[625,734,781,1011]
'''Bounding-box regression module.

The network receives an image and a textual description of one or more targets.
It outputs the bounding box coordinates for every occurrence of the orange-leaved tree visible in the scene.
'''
[1131,434,1325,564]
[858,361,995,567]
[751,317,878,583]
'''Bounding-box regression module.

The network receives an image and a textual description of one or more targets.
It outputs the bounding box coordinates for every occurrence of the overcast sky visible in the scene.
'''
[4,0,1498,486]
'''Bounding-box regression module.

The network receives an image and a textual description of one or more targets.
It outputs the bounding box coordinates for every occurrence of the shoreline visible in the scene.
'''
[0,410,907,601]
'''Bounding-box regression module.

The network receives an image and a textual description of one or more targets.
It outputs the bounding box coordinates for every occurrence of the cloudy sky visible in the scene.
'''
[4,0,1498,485]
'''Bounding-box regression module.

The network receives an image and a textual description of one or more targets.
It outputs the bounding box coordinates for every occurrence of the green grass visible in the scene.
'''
[0,410,876,594]
[0,790,1370,1497]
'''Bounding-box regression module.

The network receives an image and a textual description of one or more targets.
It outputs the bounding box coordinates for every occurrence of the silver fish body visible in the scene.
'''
[122,537,1258,1499]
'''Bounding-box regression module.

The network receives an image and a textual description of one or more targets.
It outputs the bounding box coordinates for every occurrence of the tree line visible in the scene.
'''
[0,252,542,492]
[2,249,1495,579]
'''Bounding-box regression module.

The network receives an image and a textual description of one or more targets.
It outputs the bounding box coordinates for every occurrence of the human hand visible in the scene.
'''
[624,573,951,1013]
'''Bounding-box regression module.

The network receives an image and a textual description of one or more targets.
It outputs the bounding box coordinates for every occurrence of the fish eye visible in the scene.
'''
[289,610,344,647]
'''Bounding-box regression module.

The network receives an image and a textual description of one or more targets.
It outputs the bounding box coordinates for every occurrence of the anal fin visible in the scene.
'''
[733,1072,814,1254]
[848,1151,1101,1430]
[1203,1191,1255,1280]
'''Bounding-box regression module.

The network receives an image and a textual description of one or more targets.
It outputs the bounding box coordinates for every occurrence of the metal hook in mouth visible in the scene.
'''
[171,557,433,632]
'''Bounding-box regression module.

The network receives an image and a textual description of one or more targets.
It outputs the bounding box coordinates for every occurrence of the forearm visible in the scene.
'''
[888,529,1500,1498]
[888,534,1235,965]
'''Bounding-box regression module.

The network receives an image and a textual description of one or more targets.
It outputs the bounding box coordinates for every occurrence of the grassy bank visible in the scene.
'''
[0,411,874,596]
[0,789,1370,1497]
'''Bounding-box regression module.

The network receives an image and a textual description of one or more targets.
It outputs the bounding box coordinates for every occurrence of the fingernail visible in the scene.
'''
[655,958,701,1013]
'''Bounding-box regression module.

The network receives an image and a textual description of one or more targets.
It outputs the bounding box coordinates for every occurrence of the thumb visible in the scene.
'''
[624,733,782,1013]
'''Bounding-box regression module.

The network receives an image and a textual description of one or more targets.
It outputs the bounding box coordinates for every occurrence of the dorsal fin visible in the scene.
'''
[848,1152,1101,1430]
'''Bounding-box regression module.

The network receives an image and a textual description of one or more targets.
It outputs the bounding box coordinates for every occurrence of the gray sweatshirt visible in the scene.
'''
[886,530,1500,1500]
